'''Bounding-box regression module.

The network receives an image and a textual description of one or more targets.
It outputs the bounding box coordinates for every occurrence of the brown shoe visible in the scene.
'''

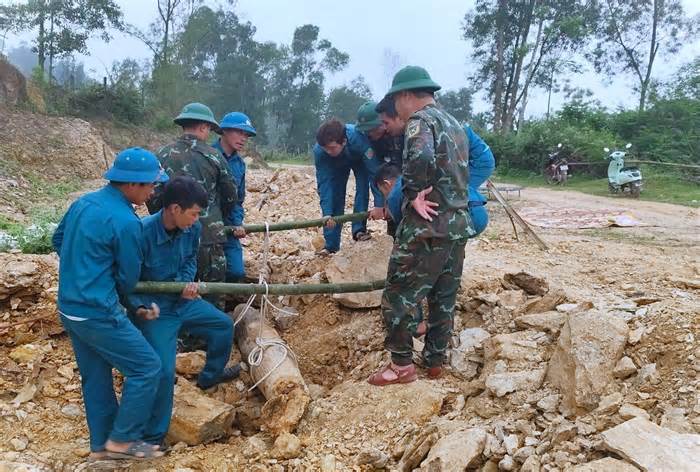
[368,363,418,386]
[426,366,443,379]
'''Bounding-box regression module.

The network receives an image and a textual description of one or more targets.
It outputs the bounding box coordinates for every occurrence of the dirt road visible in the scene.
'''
[517,185,699,239]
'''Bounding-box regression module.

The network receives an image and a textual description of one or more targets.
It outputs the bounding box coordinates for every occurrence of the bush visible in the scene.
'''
[261,148,312,164]
[482,97,700,176]
[0,212,60,255]
[69,83,146,124]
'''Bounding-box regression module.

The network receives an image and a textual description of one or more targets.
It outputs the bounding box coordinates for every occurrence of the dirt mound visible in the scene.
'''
[0,57,27,107]
[90,119,173,154]
[0,107,113,182]
[0,57,45,113]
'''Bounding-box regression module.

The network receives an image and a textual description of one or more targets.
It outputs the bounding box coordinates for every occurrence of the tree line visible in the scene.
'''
[464,0,698,132]
[0,0,698,156]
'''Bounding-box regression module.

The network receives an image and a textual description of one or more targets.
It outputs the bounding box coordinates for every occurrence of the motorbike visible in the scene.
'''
[604,143,642,198]
[544,143,569,185]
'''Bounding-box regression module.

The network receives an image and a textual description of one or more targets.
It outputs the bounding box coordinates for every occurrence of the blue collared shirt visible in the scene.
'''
[212,140,246,226]
[52,184,144,320]
[128,210,201,310]
[313,123,373,216]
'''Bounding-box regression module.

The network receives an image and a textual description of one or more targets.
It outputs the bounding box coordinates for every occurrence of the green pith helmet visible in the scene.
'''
[386,66,441,96]
[356,101,382,132]
[173,102,221,132]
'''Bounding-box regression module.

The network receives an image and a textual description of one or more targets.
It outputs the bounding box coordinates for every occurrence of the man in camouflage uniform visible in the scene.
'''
[369,66,475,386]
[147,103,237,284]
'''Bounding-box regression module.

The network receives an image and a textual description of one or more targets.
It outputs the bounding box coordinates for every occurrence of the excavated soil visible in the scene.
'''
[0,167,698,471]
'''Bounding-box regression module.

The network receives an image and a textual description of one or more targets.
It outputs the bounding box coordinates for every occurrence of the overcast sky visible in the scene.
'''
[4,0,700,117]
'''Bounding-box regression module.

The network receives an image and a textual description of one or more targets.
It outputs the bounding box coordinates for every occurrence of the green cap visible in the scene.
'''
[386,66,441,96]
[356,101,382,132]
[174,102,221,132]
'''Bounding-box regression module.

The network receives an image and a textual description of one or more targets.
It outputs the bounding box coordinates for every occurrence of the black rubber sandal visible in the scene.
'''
[105,441,164,460]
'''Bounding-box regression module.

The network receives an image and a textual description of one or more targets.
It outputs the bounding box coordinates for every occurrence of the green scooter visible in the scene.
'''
[604,143,642,198]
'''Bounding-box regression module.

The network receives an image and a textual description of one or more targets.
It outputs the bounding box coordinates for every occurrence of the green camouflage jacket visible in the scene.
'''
[399,104,475,241]
[147,134,237,245]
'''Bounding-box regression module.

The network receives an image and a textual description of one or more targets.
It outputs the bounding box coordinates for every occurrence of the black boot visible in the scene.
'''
[197,364,242,390]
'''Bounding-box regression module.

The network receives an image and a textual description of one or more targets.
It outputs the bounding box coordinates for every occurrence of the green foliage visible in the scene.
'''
[463,0,597,131]
[0,175,80,254]
[484,120,616,175]
[68,82,146,123]
[261,149,312,165]
[589,0,697,112]
[268,24,350,152]
[485,96,700,173]
[123,4,349,149]
[437,87,474,123]
[0,211,61,254]
[663,56,700,101]
[325,76,372,123]
[7,0,123,76]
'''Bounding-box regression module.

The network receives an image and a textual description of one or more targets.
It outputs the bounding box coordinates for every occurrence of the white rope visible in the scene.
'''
[233,221,298,392]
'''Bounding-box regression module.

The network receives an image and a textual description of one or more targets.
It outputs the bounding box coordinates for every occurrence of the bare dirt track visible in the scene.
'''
[0,168,698,471]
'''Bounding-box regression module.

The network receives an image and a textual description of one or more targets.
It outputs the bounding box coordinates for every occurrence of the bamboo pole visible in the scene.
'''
[626,160,700,170]
[234,211,369,234]
[134,278,386,295]
[487,180,549,251]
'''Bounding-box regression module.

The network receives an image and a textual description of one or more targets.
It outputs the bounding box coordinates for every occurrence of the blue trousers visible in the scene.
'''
[322,160,369,252]
[61,313,162,452]
[134,298,234,443]
[224,236,245,281]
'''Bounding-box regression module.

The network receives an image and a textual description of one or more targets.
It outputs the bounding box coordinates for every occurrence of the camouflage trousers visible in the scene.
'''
[381,236,466,367]
[196,243,227,283]
[179,243,227,352]
[196,243,227,309]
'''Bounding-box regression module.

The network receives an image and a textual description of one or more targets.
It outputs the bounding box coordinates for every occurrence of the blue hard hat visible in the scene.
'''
[218,112,257,136]
[104,147,169,184]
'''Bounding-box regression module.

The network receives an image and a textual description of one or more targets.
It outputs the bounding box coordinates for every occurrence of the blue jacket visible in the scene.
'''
[52,185,144,320]
[128,210,201,311]
[466,126,495,203]
[313,124,372,216]
[387,125,495,221]
[212,140,246,226]
[366,134,404,208]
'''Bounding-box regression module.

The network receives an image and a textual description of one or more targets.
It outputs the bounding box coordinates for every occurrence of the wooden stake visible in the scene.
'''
[486,180,549,251]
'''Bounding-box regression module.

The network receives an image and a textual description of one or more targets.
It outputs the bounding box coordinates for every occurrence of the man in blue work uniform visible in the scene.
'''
[129,176,238,448]
[52,148,168,461]
[212,112,256,282]
[355,101,403,236]
[313,118,373,254]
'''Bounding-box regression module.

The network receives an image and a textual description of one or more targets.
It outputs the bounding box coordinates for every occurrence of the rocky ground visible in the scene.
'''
[0,167,698,471]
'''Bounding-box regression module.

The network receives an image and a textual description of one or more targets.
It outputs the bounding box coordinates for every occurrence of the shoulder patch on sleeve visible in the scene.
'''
[406,120,421,139]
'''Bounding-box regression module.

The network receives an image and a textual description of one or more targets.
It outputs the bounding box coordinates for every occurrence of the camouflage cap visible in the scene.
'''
[356,101,382,132]
[386,66,441,96]
[174,102,221,132]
